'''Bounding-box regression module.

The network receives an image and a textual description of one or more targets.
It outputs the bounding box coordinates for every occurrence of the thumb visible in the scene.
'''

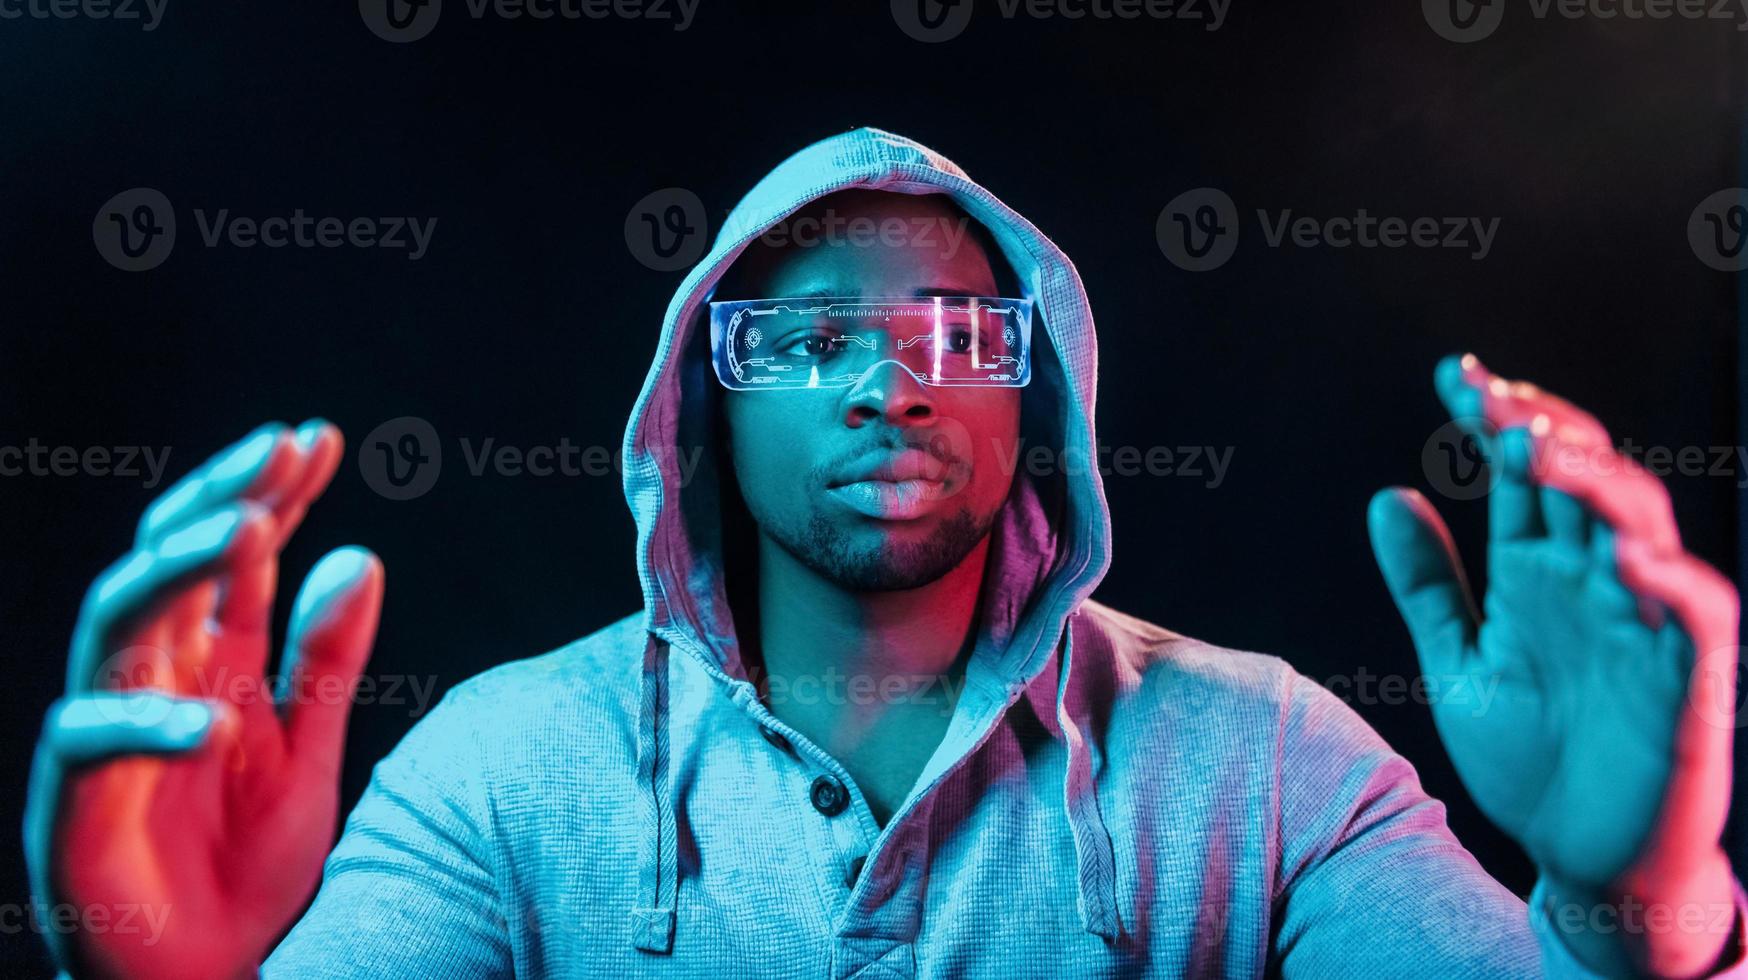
[278,546,384,771]
[1367,487,1479,672]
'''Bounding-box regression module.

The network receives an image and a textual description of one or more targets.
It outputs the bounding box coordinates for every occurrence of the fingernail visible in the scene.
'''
[1434,355,1482,415]
[210,425,283,483]
[295,418,330,451]
[1366,487,1406,531]
[166,701,213,740]
[294,547,378,624]
[1459,352,1488,383]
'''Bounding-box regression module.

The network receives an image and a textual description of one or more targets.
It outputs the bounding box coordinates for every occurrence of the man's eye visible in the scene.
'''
[944,329,975,353]
[779,332,841,357]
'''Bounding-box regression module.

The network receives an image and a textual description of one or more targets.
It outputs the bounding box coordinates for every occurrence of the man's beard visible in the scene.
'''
[767,505,994,592]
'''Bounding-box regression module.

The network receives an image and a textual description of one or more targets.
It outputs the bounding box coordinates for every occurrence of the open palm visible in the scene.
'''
[1367,355,1738,896]
[24,421,384,980]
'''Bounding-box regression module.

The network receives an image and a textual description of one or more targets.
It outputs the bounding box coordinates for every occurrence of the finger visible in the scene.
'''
[1530,437,1679,556]
[24,692,218,950]
[1583,526,1642,622]
[1454,353,1611,449]
[219,421,344,632]
[1541,485,1591,549]
[1615,537,1740,662]
[283,420,344,522]
[1448,354,1680,553]
[134,423,295,549]
[279,547,384,774]
[1433,359,1542,541]
[69,504,276,695]
[39,693,217,764]
[1493,425,1544,542]
[1367,487,1479,671]
[1613,539,1740,873]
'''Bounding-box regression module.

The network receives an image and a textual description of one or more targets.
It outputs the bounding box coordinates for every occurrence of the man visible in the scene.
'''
[25,127,1747,977]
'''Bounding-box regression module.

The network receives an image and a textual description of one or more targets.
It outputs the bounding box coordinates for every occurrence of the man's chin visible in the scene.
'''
[784,507,992,593]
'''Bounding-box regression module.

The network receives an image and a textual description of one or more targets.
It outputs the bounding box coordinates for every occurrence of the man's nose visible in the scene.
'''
[843,360,936,428]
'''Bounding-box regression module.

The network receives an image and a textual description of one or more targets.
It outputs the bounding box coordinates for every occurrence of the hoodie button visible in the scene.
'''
[810,775,849,816]
[758,723,791,753]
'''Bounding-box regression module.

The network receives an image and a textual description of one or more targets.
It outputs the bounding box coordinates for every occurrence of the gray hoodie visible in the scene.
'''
[266,126,1621,977]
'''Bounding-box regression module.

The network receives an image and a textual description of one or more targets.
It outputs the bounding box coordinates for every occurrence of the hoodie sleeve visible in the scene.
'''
[263,684,512,978]
[1265,669,1724,979]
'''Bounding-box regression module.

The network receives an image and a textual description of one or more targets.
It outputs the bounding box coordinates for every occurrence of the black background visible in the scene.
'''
[1,0,1744,973]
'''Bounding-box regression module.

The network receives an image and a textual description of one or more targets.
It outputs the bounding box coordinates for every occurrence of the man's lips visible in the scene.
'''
[825,448,959,520]
[827,448,950,487]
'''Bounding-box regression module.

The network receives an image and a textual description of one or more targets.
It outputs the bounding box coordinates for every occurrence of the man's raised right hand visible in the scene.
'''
[24,420,384,980]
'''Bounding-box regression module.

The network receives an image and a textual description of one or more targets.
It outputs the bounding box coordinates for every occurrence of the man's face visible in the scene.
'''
[721,192,1021,592]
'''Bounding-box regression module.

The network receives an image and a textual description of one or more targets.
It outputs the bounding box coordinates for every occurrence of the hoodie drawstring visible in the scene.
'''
[629,632,679,954]
[1055,623,1121,943]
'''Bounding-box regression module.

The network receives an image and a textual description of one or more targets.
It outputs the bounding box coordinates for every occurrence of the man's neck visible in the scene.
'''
[758,535,990,685]
[753,535,990,824]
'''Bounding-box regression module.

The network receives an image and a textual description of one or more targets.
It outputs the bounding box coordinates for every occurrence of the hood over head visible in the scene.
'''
[617,126,1118,955]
